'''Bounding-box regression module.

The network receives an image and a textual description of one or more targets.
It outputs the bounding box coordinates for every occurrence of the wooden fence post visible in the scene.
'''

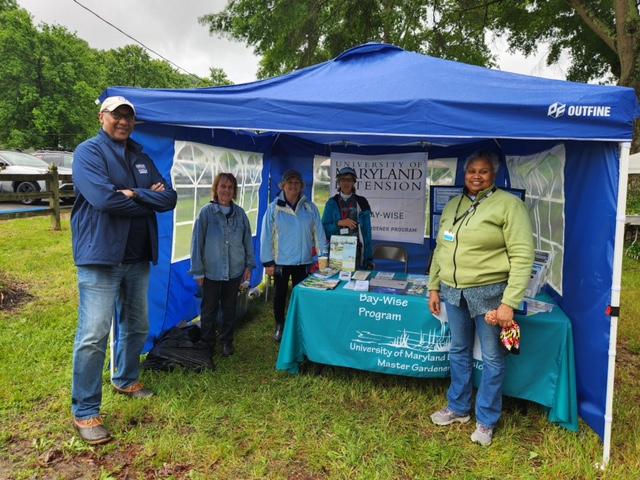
[49,165,61,231]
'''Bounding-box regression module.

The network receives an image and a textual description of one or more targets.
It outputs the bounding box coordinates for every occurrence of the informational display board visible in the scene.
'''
[332,152,428,244]
[429,185,526,248]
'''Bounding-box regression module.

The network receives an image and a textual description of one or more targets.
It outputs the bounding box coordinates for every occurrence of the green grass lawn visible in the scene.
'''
[1,216,640,479]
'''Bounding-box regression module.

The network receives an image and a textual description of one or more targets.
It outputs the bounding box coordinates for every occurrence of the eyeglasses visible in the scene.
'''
[105,111,135,121]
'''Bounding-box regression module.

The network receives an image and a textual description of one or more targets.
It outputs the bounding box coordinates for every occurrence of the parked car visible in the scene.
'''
[0,151,74,205]
[33,150,74,169]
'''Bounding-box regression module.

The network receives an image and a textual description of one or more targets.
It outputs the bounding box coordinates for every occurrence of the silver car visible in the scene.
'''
[0,151,73,205]
[33,150,74,169]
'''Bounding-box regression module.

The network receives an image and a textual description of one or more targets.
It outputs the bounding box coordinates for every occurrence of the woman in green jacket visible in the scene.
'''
[427,151,534,446]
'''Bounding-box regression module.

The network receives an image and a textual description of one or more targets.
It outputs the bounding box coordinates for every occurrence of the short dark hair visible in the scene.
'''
[211,172,238,202]
[464,151,500,173]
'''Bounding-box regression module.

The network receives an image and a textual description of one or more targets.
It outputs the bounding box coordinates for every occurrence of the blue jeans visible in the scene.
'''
[445,296,507,428]
[72,262,150,420]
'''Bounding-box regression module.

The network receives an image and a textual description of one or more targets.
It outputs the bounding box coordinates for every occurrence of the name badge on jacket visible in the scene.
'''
[135,164,148,174]
[443,230,455,242]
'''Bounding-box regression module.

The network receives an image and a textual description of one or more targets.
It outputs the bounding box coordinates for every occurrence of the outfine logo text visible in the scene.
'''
[547,102,611,118]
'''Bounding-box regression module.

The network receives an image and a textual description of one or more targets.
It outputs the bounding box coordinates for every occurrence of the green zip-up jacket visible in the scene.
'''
[428,186,534,309]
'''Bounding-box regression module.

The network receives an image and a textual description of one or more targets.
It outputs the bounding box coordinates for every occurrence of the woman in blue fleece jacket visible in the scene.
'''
[260,169,327,342]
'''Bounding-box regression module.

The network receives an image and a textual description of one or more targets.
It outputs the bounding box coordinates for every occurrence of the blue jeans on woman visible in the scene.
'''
[445,296,507,428]
[72,262,150,420]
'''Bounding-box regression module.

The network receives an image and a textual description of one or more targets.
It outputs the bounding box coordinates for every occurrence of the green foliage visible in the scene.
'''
[202,0,637,87]
[489,1,639,152]
[0,6,232,151]
[627,175,640,214]
[2,215,640,478]
[0,0,16,12]
[489,1,620,84]
[0,9,39,149]
[200,0,495,79]
[203,67,233,87]
[100,45,199,89]
[30,24,104,149]
[626,241,640,259]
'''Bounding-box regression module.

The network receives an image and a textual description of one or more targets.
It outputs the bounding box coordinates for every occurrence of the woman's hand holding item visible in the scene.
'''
[485,304,514,327]
[337,218,357,230]
[429,290,441,316]
[485,309,497,325]
[495,303,514,327]
[243,268,252,282]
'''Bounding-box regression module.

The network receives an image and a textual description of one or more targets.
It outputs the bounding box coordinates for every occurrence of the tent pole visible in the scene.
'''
[601,142,631,469]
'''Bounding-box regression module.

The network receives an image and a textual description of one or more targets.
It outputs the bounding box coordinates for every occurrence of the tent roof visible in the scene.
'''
[103,43,639,146]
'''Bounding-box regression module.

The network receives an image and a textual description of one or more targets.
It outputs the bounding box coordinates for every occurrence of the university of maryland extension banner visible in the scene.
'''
[331,152,428,244]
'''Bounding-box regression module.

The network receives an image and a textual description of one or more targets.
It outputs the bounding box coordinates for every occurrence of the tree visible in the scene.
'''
[0,0,16,12]
[201,0,639,150]
[200,0,496,79]
[0,6,233,150]
[99,45,202,89]
[202,67,233,87]
[31,24,105,149]
[0,8,105,149]
[0,8,46,149]
[488,0,639,151]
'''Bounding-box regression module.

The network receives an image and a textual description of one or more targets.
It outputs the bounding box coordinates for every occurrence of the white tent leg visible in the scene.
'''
[600,142,631,469]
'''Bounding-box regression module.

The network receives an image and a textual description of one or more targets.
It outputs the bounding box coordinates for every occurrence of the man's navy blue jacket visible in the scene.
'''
[71,130,177,266]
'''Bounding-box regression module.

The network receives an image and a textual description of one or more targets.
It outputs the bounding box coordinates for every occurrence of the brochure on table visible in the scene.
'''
[526,249,553,298]
[329,235,358,271]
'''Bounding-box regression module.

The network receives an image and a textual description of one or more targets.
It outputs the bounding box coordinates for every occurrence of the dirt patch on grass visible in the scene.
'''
[3,434,153,480]
[617,339,640,371]
[0,272,33,312]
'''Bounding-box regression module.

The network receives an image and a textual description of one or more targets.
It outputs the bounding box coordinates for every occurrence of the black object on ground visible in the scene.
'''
[143,324,214,372]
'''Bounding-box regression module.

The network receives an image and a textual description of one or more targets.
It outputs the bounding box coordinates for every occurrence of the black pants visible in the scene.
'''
[200,276,242,350]
[273,264,308,325]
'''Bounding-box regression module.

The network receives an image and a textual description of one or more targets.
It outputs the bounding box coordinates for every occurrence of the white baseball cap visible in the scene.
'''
[99,96,136,115]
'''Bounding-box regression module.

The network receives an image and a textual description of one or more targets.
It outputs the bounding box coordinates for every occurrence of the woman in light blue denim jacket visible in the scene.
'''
[190,173,255,357]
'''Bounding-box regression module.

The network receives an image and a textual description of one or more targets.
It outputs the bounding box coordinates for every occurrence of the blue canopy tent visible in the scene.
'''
[102,43,639,465]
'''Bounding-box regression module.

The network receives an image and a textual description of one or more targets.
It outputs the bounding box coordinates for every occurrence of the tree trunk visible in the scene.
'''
[571,0,639,152]
[613,0,640,152]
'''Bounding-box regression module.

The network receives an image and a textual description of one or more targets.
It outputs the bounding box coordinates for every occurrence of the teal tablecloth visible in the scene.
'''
[276,281,578,431]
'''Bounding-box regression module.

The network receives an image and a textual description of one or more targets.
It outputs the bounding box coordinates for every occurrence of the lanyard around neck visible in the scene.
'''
[452,186,497,226]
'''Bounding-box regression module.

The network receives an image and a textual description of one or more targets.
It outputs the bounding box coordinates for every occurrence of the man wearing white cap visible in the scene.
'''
[70,96,176,444]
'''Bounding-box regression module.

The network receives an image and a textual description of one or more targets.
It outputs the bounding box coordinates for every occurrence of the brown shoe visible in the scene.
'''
[73,416,112,445]
[113,382,154,399]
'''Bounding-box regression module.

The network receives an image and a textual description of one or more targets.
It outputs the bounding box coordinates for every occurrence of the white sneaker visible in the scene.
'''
[430,407,471,426]
[470,423,493,446]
